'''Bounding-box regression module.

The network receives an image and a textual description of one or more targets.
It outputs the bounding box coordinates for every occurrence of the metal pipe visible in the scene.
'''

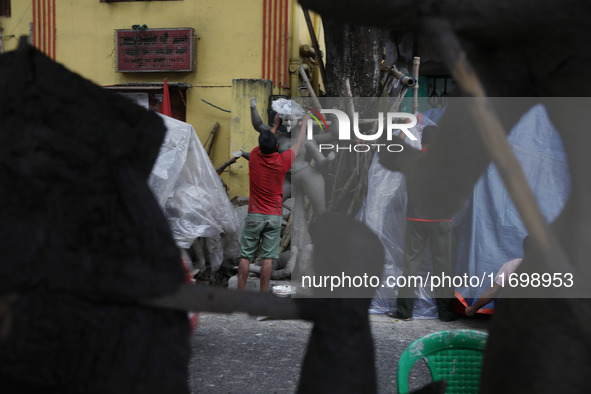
[301,6,327,88]
[379,63,416,87]
[299,65,322,110]
[289,0,301,97]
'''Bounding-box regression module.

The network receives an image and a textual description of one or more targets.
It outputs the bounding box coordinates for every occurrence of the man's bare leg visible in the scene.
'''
[237,257,251,291]
[259,258,273,292]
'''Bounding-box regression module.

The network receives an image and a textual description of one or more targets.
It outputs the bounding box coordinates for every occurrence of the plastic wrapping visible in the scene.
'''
[357,123,439,318]
[272,98,306,123]
[149,115,240,270]
[453,104,570,304]
[359,104,571,316]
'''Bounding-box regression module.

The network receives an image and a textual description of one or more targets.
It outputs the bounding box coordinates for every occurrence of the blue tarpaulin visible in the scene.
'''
[454,103,570,308]
[360,103,570,316]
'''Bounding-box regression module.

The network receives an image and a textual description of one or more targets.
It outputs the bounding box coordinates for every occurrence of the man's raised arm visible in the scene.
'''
[290,115,309,158]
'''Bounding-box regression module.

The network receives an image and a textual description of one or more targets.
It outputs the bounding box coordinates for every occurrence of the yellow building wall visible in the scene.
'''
[228,79,273,196]
[0,0,324,199]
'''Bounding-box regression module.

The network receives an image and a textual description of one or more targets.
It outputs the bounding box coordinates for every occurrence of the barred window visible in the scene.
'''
[0,0,11,18]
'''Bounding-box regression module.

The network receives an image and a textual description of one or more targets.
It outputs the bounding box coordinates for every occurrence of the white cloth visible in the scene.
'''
[272,98,305,119]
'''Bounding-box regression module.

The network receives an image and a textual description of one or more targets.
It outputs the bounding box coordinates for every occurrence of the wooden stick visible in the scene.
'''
[216,155,240,174]
[347,153,371,216]
[279,213,293,253]
[327,77,357,211]
[144,283,301,319]
[204,122,220,156]
[330,158,359,211]
[306,203,315,227]
[279,232,292,254]
[328,151,345,210]
[344,77,356,119]
[387,86,409,114]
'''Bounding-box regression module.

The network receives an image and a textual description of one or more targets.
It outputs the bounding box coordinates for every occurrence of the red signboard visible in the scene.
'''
[116,28,195,72]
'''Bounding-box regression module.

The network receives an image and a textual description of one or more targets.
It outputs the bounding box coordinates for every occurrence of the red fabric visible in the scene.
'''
[405,218,452,222]
[454,290,494,315]
[161,78,172,117]
[180,252,199,333]
[248,146,293,215]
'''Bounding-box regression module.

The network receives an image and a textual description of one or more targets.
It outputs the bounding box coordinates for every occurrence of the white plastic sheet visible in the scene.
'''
[356,120,439,318]
[149,115,240,270]
[454,104,570,303]
[359,104,570,316]
[272,98,306,123]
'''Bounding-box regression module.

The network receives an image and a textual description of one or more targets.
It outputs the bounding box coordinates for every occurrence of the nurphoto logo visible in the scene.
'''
[305,109,417,153]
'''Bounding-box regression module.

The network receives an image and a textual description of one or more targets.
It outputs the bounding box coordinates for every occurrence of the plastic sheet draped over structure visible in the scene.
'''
[356,124,439,317]
[359,103,570,317]
[149,115,240,270]
[454,104,570,306]
[272,98,306,122]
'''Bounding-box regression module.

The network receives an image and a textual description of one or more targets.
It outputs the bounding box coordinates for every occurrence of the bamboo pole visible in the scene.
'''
[412,57,420,114]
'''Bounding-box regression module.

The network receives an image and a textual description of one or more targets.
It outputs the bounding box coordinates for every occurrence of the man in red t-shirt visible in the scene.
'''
[237,115,308,292]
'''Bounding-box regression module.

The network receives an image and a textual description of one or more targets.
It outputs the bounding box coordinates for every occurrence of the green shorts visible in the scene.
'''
[239,213,283,260]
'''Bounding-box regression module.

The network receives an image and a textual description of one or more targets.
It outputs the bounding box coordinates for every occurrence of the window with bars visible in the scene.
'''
[0,0,11,18]
[400,75,456,114]
[104,84,188,122]
[426,76,456,108]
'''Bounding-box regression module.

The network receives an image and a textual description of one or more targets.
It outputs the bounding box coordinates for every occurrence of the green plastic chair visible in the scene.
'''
[397,329,488,394]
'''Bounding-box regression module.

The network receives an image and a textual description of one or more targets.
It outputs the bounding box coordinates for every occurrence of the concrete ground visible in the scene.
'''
[188,278,490,393]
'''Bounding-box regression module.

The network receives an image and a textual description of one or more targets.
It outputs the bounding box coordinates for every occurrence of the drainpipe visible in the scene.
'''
[310,12,320,95]
[0,22,4,54]
[288,0,301,98]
